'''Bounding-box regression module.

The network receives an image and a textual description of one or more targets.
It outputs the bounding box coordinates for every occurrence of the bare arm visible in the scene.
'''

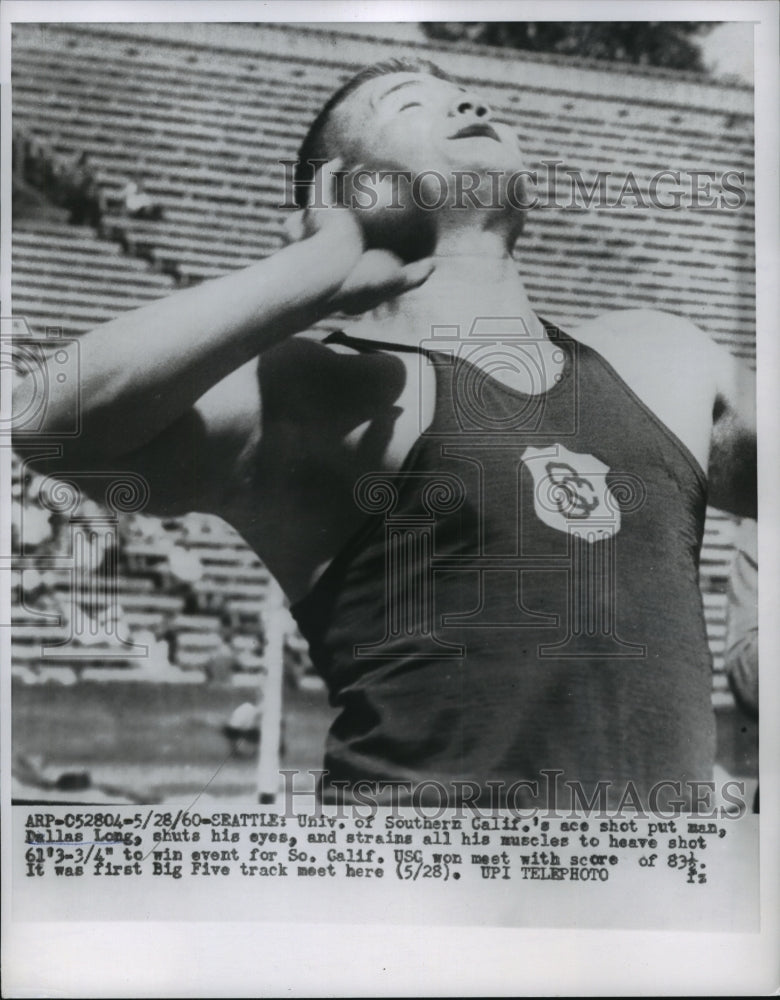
[571,308,756,520]
[25,226,419,461]
[708,342,757,519]
[724,518,758,718]
[18,167,433,511]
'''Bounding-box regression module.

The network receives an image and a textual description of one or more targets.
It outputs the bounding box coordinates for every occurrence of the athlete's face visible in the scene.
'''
[327,72,525,184]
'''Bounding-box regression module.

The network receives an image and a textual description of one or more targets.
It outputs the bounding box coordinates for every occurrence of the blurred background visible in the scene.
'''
[9,19,757,804]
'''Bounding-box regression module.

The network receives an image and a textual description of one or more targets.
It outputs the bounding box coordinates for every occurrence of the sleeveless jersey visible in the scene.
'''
[291,321,714,809]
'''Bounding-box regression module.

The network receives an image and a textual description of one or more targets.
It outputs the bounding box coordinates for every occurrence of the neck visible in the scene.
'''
[353,227,545,345]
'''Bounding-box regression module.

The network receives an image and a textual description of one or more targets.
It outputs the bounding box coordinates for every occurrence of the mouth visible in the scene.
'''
[448,123,501,143]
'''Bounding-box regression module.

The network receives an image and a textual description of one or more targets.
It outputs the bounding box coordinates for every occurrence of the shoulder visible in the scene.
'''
[569,308,724,383]
[571,308,717,353]
[557,308,722,471]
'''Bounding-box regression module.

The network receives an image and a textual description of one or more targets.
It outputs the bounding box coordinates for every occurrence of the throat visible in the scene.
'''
[360,254,543,336]
[348,252,566,394]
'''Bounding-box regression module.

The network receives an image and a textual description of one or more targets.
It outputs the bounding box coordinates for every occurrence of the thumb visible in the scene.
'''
[282,210,306,244]
[398,257,435,291]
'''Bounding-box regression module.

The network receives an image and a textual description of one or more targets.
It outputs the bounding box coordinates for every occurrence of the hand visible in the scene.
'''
[330,248,435,316]
[283,159,435,316]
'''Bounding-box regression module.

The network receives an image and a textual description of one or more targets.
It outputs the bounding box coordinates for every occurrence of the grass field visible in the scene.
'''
[12,679,757,806]
[12,678,337,803]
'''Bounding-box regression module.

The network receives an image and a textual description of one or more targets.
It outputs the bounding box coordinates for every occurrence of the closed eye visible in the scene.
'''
[399,101,422,111]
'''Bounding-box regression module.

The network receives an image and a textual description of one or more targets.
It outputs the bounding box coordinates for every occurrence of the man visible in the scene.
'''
[724,517,759,812]
[725,518,758,720]
[22,58,756,809]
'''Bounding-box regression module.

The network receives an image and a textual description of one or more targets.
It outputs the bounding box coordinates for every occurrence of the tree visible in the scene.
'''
[421,22,716,73]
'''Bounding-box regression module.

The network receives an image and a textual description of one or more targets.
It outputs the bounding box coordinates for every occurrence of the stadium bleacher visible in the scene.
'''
[10,23,754,722]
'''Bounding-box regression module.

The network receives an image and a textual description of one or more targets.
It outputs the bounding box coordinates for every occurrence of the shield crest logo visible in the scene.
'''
[522,444,622,540]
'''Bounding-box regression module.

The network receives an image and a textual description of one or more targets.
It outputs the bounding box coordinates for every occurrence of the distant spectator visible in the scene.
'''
[221,701,287,758]
[21,503,51,549]
[20,572,71,636]
[725,518,758,718]
[34,510,71,559]
[120,511,161,546]
[19,567,58,613]
[11,498,21,553]
[21,135,49,189]
[724,517,758,812]
[132,619,190,681]
[233,632,266,673]
[222,701,261,755]
[158,615,180,667]
[166,544,203,586]
[159,543,202,613]
[16,473,52,552]
[66,151,101,226]
[118,172,163,220]
[206,618,239,683]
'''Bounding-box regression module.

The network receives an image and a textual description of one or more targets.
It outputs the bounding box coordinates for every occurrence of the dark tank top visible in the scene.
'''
[291,320,714,809]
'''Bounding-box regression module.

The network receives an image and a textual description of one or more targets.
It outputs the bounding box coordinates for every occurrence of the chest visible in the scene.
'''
[232,334,711,600]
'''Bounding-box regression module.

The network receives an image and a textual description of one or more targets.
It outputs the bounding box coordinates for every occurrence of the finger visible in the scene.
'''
[343,249,402,291]
[398,257,435,290]
[371,262,435,304]
[282,210,306,244]
[347,252,434,295]
[368,256,435,297]
[338,254,435,314]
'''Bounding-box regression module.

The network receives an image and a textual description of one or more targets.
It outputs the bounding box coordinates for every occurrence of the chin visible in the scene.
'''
[443,133,523,169]
[456,146,524,169]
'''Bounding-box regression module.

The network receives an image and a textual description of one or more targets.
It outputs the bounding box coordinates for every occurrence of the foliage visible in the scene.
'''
[421,22,716,72]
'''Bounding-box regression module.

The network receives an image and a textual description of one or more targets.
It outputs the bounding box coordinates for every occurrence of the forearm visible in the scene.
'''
[707,421,757,519]
[725,632,759,718]
[708,345,757,518]
[24,230,354,460]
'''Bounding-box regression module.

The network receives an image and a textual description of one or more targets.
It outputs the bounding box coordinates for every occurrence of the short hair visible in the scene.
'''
[293,57,454,208]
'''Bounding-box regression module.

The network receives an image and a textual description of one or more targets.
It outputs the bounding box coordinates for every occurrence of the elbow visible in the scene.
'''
[706,427,757,519]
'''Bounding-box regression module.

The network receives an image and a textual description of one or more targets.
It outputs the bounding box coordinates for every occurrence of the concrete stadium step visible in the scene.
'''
[12,274,173,303]
[193,580,268,601]
[201,569,271,587]
[100,215,269,245]
[14,221,105,239]
[12,282,169,309]
[150,247,256,272]
[115,593,184,614]
[12,248,174,281]
[12,297,150,326]
[171,614,221,633]
[224,598,264,623]
[13,229,125,256]
[15,96,307,163]
[122,230,259,262]
[176,631,224,650]
[14,45,750,161]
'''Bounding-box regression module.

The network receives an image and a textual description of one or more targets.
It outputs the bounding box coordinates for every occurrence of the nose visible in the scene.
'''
[451,91,491,119]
